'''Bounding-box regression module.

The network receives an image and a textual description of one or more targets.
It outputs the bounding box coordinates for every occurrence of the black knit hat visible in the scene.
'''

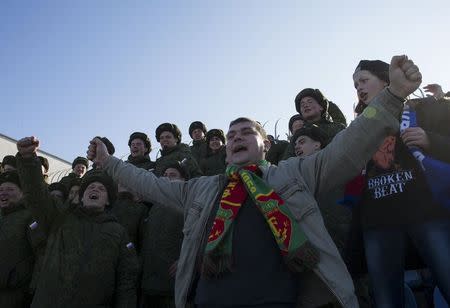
[295,88,329,115]
[1,155,16,168]
[38,156,49,173]
[72,156,89,169]
[79,170,117,205]
[291,124,328,149]
[155,123,182,144]
[354,60,390,84]
[0,171,21,189]
[161,161,188,180]
[354,60,389,114]
[189,121,207,138]
[48,182,68,200]
[206,128,226,145]
[288,114,305,133]
[128,132,152,154]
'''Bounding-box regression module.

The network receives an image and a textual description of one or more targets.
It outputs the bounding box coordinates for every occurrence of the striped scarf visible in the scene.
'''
[202,160,319,277]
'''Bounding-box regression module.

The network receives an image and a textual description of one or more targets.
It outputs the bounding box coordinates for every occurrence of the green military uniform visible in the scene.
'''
[17,155,139,308]
[110,193,148,254]
[266,140,289,165]
[188,121,208,163]
[27,217,47,298]
[126,154,155,171]
[154,143,202,178]
[0,202,34,308]
[141,203,184,308]
[59,172,79,191]
[190,139,208,163]
[199,147,227,176]
[283,88,347,161]
[328,101,348,127]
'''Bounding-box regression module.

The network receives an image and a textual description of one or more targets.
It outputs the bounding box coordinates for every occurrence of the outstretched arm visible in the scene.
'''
[87,138,186,207]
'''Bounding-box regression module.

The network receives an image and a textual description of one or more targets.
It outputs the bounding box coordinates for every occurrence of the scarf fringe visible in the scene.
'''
[201,252,232,278]
[284,241,320,272]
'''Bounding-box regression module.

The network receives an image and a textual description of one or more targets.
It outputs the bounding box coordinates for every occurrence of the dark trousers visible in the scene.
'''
[363,220,450,308]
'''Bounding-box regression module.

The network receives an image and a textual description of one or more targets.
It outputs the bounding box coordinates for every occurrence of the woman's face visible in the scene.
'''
[353,70,388,106]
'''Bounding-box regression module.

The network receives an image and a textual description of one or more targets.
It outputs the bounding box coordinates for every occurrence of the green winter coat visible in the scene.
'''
[190,139,208,163]
[141,203,184,297]
[154,143,203,178]
[17,155,139,308]
[198,147,227,176]
[0,203,34,308]
[59,172,79,191]
[266,140,289,165]
[328,101,348,127]
[27,216,47,295]
[110,193,148,254]
[126,154,156,171]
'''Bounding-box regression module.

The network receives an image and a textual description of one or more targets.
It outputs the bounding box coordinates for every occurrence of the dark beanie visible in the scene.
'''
[48,182,68,200]
[38,156,49,172]
[189,121,207,138]
[206,128,226,145]
[291,124,328,148]
[155,123,182,144]
[295,88,329,115]
[1,155,17,168]
[72,156,89,169]
[354,60,389,84]
[79,170,116,205]
[95,136,115,155]
[162,161,188,180]
[354,60,389,114]
[0,171,21,189]
[128,132,152,154]
[288,114,305,133]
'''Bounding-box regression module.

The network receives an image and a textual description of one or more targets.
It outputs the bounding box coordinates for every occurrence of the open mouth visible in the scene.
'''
[232,144,247,154]
[88,193,99,200]
[295,149,303,156]
[359,92,368,102]
[0,197,8,203]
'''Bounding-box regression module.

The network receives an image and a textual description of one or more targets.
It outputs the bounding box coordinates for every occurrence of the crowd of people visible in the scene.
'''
[1,55,449,308]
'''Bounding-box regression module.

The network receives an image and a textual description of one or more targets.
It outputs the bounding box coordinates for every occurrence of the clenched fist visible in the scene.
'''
[17,136,40,158]
[86,137,110,168]
[388,55,422,99]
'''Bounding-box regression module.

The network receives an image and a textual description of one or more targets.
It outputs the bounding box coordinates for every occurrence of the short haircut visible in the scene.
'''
[228,117,268,139]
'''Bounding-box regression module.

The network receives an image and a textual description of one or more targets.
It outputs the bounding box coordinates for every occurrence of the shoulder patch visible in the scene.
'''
[362,106,377,119]
[29,221,38,230]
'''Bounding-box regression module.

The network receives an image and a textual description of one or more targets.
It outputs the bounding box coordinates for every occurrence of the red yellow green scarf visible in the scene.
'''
[202,160,319,277]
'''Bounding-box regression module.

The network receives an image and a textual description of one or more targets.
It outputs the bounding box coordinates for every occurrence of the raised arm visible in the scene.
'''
[301,55,422,195]
[16,137,61,232]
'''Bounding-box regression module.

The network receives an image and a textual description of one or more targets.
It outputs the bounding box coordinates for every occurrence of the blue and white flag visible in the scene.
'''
[401,105,450,210]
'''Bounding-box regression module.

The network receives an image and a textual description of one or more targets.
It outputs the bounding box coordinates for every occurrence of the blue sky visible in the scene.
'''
[2,0,450,162]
